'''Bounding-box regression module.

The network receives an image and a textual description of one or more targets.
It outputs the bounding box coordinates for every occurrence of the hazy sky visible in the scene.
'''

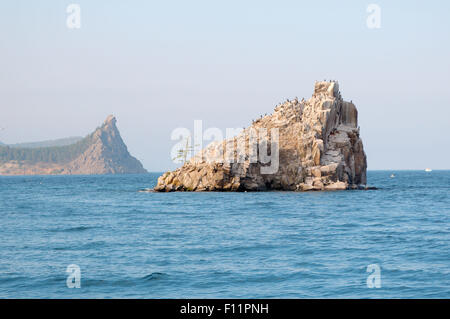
[0,0,449,171]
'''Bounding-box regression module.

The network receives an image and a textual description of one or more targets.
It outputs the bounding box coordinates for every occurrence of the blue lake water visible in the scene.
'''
[0,171,449,298]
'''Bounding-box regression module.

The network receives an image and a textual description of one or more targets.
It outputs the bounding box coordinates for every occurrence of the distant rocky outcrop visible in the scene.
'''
[155,81,367,191]
[0,115,147,175]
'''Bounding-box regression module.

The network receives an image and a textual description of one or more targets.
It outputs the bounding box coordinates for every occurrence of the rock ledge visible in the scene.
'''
[155,81,367,191]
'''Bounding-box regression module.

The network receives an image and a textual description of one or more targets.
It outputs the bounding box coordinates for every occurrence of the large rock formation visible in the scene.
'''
[155,81,367,191]
[0,115,147,175]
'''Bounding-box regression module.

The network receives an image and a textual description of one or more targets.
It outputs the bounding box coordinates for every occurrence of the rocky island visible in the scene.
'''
[0,115,147,175]
[155,81,367,191]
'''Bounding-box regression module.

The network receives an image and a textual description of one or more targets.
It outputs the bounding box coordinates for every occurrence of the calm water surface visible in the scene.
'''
[0,171,449,298]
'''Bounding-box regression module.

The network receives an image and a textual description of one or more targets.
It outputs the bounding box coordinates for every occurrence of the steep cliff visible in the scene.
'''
[0,115,147,175]
[155,81,367,191]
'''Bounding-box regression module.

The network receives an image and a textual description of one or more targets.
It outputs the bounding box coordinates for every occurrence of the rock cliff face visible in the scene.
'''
[0,115,147,175]
[155,81,367,191]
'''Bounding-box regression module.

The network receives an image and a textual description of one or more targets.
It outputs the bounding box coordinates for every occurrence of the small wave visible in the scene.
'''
[0,276,29,284]
[138,188,154,193]
[333,222,360,228]
[49,226,95,233]
[0,274,65,289]
[255,201,277,208]
[141,272,166,281]
[52,240,107,251]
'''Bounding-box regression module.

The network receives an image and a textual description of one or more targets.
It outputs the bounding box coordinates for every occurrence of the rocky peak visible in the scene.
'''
[155,81,367,192]
[104,114,116,125]
[0,115,147,175]
[313,80,340,98]
[94,115,118,137]
[68,115,147,174]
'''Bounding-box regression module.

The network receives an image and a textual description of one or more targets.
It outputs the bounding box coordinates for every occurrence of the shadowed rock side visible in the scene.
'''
[0,115,147,175]
[155,81,367,192]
